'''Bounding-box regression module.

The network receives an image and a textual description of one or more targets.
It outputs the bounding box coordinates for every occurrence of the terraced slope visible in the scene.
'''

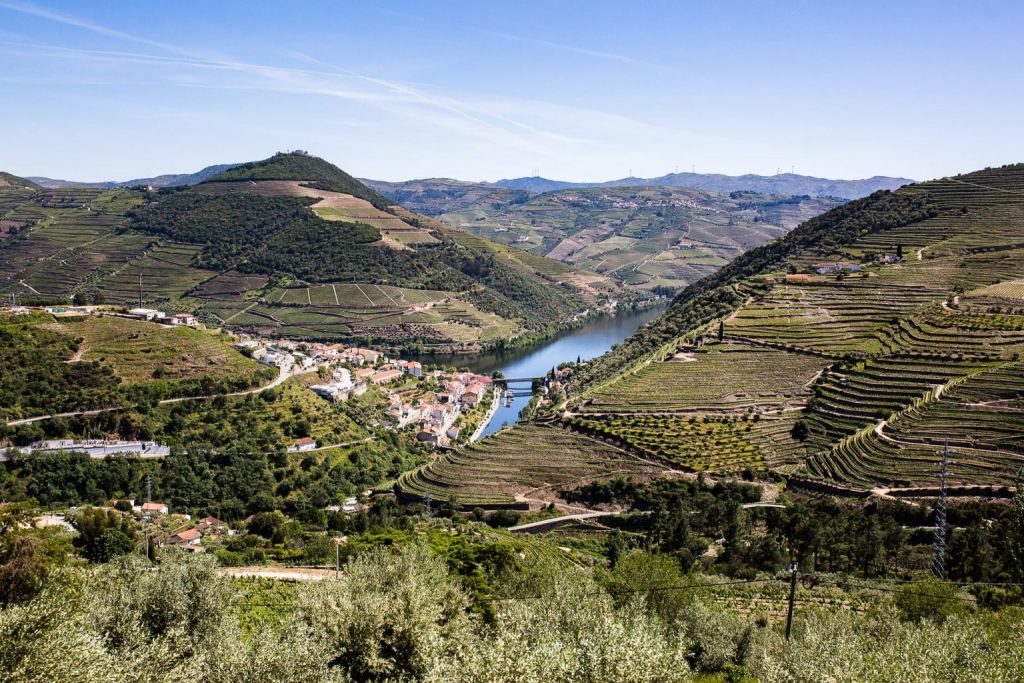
[396,424,666,508]
[1,153,618,351]
[430,164,1024,499]
[386,183,842,292]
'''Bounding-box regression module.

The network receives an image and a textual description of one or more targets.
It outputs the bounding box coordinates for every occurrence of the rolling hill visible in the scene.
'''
[489,171,913,198]
[398,164,1024,507]
[0,153,621,352]
[27,163,242,189]
[366,179,843,292]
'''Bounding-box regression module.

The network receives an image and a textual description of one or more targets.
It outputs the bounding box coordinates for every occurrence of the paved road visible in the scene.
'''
[508,510,622,533]
[219,566,334,582]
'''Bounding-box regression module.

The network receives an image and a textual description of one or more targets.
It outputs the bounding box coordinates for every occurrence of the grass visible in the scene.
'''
[44,316,266,385]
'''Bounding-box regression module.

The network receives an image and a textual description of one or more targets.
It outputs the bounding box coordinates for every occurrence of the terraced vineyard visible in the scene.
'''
[396,424,665,508]
[582,341,825,413]
[450,164,1024,498]
[801,356,1000,449]
[98,243,214,303]
[428,185,840,291]
[567,414,767,473]
[1,154,613,351]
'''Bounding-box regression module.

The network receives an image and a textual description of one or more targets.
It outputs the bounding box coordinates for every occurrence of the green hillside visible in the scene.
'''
[399,164,1024,506]
[368,179,843,292]
[0,153,615,351]
[0,172,40,190]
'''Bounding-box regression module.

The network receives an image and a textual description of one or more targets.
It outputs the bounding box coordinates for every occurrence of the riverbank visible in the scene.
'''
[469,387,501,442]
[445,305,668,440]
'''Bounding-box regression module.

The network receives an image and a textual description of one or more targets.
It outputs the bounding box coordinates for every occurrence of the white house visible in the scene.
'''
[128,308,165,321]
[167,313,198,327]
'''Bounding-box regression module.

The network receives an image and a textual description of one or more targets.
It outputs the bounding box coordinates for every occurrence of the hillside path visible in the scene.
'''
[5,365,308,427]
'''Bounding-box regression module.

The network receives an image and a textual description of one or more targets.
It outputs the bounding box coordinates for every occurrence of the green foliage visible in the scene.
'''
[0,322,121,421]
[70,507,137,563]
[894,579,971,623]
[2,544,1024,681]
[295,542,473,681]
[0,535,55,606]
[247,511,285,539]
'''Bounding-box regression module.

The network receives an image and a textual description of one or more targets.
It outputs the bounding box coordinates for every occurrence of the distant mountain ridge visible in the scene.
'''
[27,163,242,189]
[491,171,914,199]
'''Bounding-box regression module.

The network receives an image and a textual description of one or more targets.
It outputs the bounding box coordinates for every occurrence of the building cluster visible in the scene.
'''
[0,304,200,327]
[10,439,170,459]
[811,261,862,275]
[402,372,492,446]
[125,308,198,326]
[234,335,493,448]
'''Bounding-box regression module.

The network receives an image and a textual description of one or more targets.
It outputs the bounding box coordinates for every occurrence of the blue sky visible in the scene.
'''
[1,1,1021,182]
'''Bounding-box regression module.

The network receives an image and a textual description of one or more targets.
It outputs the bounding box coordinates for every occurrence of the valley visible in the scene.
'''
[398,165,1024,507]
[5,3,1024,680]
[368,179,844,292]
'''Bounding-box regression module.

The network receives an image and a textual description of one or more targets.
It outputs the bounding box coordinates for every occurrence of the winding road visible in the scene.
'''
[5,364,307,427]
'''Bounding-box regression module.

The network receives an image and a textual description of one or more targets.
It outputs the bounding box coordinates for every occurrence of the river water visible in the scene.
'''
[420,305,666,439]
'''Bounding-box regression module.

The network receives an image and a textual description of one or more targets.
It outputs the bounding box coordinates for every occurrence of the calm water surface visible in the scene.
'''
[417,305,666,439]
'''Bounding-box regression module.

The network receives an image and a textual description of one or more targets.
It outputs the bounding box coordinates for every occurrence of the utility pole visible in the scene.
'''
[423,494,433,521]
[785,561,799,640]
[333,537,343,579]
[932,440,950,579]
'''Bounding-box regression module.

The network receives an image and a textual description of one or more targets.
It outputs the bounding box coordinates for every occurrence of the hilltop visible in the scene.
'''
[398,164,1024,507]
[0,153,619,351]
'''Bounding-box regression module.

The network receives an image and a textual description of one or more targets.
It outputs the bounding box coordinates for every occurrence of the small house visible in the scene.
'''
[168,313,198,327]
[287,437,317,452]
[170,528,202,546]
[141,502,169,515]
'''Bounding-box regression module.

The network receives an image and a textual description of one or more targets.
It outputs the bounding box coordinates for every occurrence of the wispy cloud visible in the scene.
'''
[482,30,642,65]
[0,1,679,173]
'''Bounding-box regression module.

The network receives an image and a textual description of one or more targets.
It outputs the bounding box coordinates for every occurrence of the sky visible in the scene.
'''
[1,1,1022,183]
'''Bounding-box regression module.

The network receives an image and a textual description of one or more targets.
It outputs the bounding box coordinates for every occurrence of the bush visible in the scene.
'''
[894,579,971,623]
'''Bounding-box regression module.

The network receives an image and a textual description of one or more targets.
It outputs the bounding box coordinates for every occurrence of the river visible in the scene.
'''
[420,305,666,439]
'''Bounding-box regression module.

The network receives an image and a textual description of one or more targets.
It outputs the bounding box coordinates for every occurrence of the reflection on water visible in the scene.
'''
[414,305,666,439]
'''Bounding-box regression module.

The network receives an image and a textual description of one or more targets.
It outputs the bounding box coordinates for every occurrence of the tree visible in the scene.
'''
[718,320,725,341]
[296,542,473,681]
[894,579,968,623]
[248,510,286,539]
[1007,471,1024,581]
[790,420,810,442]
[0,536,52,605]
[72,291,88,306]
[71,507,137,563]
[896,243,904,258]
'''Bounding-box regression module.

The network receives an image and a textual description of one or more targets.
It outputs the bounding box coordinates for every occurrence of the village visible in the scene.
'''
[1,302,503,455]
[234,336,500,449]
